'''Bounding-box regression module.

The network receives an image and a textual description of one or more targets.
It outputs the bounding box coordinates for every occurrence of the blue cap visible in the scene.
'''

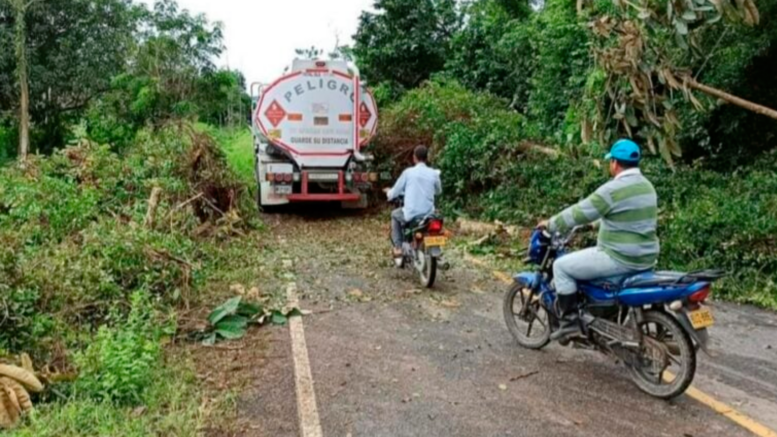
[605,139,641,163]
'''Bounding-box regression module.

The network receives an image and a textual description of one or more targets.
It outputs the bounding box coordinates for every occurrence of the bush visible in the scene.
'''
[73,291,165,405]
[0,124,255,355]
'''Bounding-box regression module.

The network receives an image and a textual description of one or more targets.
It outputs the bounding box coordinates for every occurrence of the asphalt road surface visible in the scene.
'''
[236,212,777,437]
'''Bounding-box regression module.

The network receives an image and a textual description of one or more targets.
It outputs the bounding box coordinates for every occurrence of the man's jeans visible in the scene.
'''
[553,247,637,296]
[391,208,407,249]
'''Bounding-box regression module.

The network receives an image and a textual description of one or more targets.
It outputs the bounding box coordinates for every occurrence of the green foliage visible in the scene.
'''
[353,0,461,91]
[445,0,533,105]
[0,0,249,155]
[0,124,256,354]
[203,126,256,185]
[73,291,165,405]
[0,0,143,154]
[376,77,777,307]
[9,358,201,437]
[200,296,302,345]
[525,0,591,141]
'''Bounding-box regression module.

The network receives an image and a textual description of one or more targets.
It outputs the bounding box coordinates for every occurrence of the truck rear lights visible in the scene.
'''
[268,173,294,183]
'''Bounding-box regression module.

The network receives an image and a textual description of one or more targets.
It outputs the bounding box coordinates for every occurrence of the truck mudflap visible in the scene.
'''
[286,171,361,202]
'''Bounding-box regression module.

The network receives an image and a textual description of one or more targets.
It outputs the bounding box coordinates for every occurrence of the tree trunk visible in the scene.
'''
[686,78,777,122]
[12,0,31,161]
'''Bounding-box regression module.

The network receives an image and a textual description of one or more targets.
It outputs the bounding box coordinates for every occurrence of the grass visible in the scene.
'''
[9,356,202,437]
[198,124,256,185]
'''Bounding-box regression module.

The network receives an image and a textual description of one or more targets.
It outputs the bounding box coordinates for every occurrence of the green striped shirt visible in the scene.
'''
[549,168,659,269]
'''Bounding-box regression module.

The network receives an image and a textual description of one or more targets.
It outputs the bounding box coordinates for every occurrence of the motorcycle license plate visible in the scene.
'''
[689,307,714,329]
[424,236,447,247]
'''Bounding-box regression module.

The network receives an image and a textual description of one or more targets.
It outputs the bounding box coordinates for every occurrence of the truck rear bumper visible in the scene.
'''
[288,193,361,201]
[287,171,361,202]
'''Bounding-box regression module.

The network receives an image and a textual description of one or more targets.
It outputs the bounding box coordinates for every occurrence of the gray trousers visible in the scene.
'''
[553,247,637,295]
[391,208,407,248]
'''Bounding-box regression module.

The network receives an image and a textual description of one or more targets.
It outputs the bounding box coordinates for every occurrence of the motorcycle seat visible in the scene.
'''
[406,213,442,231]
[621,271,693,289]
[587,270,693,290]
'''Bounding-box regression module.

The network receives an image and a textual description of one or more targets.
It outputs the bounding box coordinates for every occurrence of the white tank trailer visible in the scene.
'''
[250,59,385,209]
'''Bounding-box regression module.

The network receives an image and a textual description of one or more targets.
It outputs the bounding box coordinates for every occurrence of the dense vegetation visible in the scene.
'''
[0,0,250,160]
[355,0,777,307]
[1,0,260,434]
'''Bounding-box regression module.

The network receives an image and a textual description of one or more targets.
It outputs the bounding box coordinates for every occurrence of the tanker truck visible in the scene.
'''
[250,59,385,209]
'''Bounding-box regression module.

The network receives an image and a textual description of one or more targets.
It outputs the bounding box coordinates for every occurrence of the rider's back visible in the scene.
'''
[594,168,659,270]
[393,163,441,221]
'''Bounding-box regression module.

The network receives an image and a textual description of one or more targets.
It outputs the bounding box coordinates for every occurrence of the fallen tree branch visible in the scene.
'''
[686,78,777,121]
[516,141,562,158]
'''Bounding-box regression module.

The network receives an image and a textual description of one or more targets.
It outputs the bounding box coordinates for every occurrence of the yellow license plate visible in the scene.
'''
[424,236,447,247]
[689,307,714,329]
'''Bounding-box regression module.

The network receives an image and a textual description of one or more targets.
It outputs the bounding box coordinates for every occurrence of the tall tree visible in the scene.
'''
[0,0,141,154]
[353,0,461,90]
[8,0,33,160]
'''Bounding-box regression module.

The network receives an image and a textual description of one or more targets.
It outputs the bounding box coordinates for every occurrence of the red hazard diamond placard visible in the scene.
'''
[265,100,287,127]
[359,102,372,128]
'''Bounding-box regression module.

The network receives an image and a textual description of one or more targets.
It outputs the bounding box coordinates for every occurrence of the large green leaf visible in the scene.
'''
[215,315,249,340]
[216,315,250,332]
[271,311,289,326]
[237,302,262,318]
[208,297,242,325]
[216,327,247,340]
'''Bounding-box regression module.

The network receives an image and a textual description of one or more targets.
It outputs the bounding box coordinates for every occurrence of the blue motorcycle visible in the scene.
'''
[503,227,724,399]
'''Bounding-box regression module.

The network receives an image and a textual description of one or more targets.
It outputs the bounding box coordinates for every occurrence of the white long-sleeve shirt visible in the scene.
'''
[387,163,442,221]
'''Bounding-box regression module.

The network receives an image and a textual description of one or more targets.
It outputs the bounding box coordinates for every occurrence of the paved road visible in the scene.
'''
[237,212,777,437]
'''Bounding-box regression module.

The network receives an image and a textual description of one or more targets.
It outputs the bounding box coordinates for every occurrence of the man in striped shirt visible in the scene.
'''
[539,139,659,341]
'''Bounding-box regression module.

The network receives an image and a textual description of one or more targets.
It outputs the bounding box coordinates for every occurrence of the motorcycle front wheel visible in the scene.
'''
[503,282,551,350]
[628,310,696,399]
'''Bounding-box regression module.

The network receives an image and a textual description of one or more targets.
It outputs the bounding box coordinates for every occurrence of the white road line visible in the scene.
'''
[286,281,324,437]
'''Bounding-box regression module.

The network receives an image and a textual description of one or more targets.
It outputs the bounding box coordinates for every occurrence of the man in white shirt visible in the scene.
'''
[385,146,443,258]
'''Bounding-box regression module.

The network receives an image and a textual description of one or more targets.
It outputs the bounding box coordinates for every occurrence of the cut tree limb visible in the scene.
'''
[516,141,562,158]
[686,78,777,121]
[144,187,163,228]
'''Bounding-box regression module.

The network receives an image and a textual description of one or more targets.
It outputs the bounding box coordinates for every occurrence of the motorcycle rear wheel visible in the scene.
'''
[628,310,696,399]
[416,248,437,288]
[503,282,551,350]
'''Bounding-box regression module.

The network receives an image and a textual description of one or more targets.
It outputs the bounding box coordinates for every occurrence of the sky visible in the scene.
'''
[140,0,374,86]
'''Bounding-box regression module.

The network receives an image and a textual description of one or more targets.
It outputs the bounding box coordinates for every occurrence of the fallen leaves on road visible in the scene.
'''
[498,384,508,391]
